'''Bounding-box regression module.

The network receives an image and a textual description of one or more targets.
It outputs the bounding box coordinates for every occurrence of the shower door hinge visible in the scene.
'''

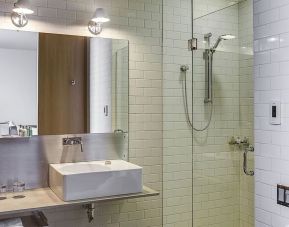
[188,38,197,51]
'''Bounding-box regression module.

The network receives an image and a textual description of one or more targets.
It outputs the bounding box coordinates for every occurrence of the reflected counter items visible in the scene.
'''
[0,184,7,200]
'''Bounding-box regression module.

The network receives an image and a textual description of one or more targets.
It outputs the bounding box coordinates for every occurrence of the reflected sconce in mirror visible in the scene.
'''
[11,0,34,28]
[88,8,110,35]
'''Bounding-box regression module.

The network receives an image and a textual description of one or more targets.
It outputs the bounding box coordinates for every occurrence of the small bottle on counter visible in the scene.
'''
[18,125,33,137]
[12,181,25,199]
[0,184,7,200]
[28,126,32,137]
[25,126,29,137]
[18,125,23,137]
[18,125,26,137]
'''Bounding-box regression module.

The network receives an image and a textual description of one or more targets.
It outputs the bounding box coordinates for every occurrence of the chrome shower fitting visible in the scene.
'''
[180,61,213,131]
[229,136,249,148]
[83,203,95,223]
[180,33,235,131]
[203,33,236,103]
[211,34,236,53]
[243,145,254,176]
[180,65,189,72]
[229,136,254,176]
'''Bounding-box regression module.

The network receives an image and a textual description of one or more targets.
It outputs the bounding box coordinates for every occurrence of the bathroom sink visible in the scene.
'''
[49,160,142,201]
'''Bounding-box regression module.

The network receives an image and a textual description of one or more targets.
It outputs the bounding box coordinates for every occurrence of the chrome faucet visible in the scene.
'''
[62,137,83,152]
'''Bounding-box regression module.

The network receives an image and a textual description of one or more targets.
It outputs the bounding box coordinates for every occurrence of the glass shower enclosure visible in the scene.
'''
[163,0,254,226]
[192,1,254,226]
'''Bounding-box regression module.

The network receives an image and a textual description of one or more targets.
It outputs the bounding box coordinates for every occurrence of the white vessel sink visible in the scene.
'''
[49,160,143,201]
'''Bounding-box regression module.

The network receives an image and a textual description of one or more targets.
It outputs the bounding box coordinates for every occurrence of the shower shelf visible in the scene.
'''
[0,186,159,218]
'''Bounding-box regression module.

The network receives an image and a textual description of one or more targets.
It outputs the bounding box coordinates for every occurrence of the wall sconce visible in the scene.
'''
[88,8,110,35]
[11,0,34,28]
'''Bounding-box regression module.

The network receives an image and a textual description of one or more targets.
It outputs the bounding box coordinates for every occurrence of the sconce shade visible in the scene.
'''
[88,8,110,35]
[12,0,34,15]
[91,8,110,23]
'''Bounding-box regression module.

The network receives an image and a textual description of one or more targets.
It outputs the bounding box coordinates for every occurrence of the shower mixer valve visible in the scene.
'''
[229,136,254,176]
[229,136,250,147]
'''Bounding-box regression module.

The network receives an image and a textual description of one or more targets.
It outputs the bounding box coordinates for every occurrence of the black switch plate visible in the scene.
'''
[272,106,277,118]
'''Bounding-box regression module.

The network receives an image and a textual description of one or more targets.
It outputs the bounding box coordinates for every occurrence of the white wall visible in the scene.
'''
[89,38,113,133]
[162,0,193,225]
[0,49,37,126]
[0,31,38,127]
[0,30,38,135]
[254,0,289,226]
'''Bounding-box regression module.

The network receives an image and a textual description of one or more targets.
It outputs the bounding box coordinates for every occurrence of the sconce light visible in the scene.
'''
[88,8,110,35]
[11,0,34,28]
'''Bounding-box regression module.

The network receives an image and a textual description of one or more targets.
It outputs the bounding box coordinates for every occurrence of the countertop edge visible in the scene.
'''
[0,185,159,218]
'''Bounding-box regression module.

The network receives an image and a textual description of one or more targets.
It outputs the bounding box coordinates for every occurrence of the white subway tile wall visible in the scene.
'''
[163,0,193,226]
[0,0,162,227]
[254,0,289,227]
[193,5,241,226]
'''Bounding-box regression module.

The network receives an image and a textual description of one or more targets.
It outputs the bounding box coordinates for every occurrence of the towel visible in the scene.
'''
[0,218,23,227]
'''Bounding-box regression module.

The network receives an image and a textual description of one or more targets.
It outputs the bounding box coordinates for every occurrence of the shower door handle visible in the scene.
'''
[243,145,254,176]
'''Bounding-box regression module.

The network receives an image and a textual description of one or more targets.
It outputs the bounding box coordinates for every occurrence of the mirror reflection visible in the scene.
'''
[0,30,129,137]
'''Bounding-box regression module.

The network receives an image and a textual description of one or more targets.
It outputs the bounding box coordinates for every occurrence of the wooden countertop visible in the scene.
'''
[0,186,159,217]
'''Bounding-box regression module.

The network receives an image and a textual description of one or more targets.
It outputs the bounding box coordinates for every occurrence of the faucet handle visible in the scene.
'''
[63,137,82,145]
[62,137,84,153]
[80,141,83,153]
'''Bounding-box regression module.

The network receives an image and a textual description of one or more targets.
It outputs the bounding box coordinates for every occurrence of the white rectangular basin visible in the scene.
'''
[49,160,142,201]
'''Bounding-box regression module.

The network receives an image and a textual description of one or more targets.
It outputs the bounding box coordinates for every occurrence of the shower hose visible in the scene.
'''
[182,69,213,131]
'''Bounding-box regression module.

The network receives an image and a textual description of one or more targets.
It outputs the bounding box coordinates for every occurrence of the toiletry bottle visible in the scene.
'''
[23,126,27,137]
[18,126,23,137]
[0,184,7,200]
[26,126,29,137]
[28,126,32,137]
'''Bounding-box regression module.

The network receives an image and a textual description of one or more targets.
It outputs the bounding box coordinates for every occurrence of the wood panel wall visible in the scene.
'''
[38,33,88,135]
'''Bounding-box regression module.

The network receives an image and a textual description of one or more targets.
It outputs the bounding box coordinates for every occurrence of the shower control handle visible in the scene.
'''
[243,145,254,176]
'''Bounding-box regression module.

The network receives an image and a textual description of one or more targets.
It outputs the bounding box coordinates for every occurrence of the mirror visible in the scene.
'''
[0,29,129,137]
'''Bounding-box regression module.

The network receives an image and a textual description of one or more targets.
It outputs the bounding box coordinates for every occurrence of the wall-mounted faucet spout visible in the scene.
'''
[63,137,83,152]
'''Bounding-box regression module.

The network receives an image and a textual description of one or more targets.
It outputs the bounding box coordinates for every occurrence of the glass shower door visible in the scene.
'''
[192,1,254,227]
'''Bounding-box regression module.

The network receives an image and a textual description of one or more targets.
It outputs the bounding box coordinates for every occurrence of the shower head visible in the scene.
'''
[211,34,236,52]
[220,34,236,40]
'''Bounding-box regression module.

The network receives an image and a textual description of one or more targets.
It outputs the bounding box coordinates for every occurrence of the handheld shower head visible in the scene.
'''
[220,34,236,40]
[211,34,236,52]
